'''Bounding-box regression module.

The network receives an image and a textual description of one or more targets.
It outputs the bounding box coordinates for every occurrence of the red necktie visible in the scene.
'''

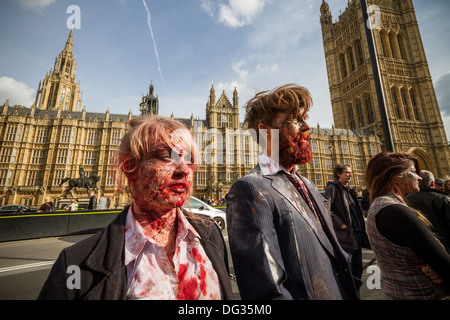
[284,172,322,225]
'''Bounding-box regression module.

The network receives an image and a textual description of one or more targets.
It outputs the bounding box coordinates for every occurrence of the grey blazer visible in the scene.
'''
[226,165,359,300]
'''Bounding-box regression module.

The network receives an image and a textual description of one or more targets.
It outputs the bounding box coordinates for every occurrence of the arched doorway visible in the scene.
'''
[407,147,436,176]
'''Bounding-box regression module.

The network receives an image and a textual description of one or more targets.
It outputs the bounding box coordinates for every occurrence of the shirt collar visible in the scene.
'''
[124,205,201,266]
[257,152,297,176]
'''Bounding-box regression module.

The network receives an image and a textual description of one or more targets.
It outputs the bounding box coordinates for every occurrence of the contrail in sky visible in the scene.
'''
[142,0,166,90]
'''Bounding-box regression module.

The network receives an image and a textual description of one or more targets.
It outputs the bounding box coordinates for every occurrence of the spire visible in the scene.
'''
[320,0,332,25]
[209,84,216,106]
[233,87,239,109]
[64,27,74,52]
[149,81,154,96]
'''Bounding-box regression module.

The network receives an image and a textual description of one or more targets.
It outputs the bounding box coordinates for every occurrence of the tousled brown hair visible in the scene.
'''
[366,151,421,203]
[365,151,432,228]
[244,84,313,131]
[334,164,351,180]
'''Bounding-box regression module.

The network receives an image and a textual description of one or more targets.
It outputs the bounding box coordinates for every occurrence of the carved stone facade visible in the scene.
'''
[0,27,386,207]
[320,0,450,177]
[180,85,259,202]
[0,101,132,208]
[0,30,131,208]
[35,29,82,113]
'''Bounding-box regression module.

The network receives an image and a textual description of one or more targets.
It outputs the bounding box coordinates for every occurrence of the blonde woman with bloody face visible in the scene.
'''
[39,116,233,300]
[365,151,450,300]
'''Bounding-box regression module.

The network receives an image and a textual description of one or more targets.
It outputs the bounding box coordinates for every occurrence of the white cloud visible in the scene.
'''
[435,72,450,116]
[232,61,248,79]
[16,0,57,11]
[200,0,215,17]
[202,0,267,28]
[0,76,35,107]
[247,0,317,54]
[256,64,279,73]
[435,72,450,138]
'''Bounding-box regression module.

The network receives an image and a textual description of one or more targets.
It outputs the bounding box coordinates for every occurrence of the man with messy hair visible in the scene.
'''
[226,84,359,300]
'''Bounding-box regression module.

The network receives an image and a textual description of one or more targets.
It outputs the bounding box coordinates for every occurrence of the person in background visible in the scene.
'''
[88,190,97,210]
[38,197,52,212]
[443,176,450,196]
[226,84,358,300]
[98,193,107,210]
[435,179,444,192]
[361,188,370,217]
[324,164,370,290]
[65,199,77,211]
[406,170,450,252]
[365,151,450,300]
[38,115,232,300]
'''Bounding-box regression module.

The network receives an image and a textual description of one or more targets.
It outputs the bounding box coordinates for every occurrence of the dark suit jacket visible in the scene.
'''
[226,166,359,300]
[38,206,233,300]
[324,180,370,250]
[88,195,97,210]
[407,187,450,250]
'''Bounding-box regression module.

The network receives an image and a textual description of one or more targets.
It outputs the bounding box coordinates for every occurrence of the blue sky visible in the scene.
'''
[1,0,449,135]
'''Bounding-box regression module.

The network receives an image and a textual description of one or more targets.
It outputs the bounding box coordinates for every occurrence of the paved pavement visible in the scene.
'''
[0,231,387,300]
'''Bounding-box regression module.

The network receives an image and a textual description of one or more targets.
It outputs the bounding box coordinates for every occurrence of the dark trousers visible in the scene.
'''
[343,230,363,290]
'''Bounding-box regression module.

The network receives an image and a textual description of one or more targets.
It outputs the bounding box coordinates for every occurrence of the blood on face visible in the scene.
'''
[130,135,195,213]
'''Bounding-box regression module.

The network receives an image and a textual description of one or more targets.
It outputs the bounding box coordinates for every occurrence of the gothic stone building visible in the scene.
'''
[0,30,132,208]
[320,0,450,178]
[179,85,381,201]
[0,28,384,208]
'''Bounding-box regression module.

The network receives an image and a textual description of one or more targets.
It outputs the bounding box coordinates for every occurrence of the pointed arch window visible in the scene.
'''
[365,96,375,124]
[59,87,66,109]
[391,88,401,118]
[348,104,355,129]
[355,40,364,66]
[410,90,421,121]
[356,100,364,127]
[340,53,348,79]
[347,47,355,72]
[64,87,71,110]
[397,33,408,61]
[388,32,399,59]
[380,30,391,58]
[400,87,410,120]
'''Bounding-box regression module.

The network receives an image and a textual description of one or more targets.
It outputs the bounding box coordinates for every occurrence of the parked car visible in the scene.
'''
[183,196,227,230]
[0,205,37,212]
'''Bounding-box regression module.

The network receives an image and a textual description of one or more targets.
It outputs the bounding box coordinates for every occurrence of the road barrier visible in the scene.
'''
[0,209,121,242]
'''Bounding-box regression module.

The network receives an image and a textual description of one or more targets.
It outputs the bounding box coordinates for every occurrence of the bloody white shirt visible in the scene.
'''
[124,206,222,300]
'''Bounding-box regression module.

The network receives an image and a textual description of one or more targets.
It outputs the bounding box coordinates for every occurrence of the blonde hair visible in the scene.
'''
[115,115,199,197]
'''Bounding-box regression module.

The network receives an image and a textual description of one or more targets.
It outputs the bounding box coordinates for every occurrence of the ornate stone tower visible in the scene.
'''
[34,29,82,112]
[320,0,450,177]
[139,82,159,116]
[205,84,239,129]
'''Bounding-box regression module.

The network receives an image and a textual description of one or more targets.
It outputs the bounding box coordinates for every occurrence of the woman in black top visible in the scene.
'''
[366,151,450,299]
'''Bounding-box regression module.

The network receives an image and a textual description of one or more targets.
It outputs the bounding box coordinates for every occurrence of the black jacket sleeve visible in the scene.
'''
[376,204,450,291]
